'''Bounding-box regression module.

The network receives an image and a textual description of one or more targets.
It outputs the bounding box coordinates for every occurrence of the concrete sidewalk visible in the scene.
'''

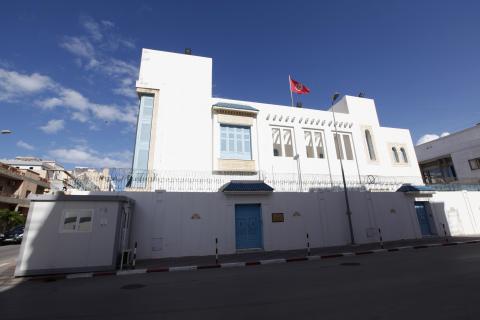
[135,236,480,269]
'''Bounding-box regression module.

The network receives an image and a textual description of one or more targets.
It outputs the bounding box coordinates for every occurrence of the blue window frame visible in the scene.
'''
[220,125,251,160]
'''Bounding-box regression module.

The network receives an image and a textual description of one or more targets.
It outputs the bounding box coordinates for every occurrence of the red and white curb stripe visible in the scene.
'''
[24,239,480,282]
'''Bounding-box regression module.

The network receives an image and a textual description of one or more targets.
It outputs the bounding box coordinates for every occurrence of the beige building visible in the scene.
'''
[1,157,73,191]
[0,162,50,214]
[71,168,114,192]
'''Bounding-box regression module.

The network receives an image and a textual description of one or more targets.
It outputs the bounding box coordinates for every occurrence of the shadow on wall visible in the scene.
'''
[428,202,451,238]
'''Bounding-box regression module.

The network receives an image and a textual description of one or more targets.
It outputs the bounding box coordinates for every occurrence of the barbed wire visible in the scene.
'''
[65,169,425,192]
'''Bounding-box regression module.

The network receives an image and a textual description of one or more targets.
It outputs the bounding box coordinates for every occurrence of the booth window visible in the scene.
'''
[61,210,94,233]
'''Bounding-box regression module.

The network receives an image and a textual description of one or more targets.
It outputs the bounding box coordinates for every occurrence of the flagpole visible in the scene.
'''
[288,75,294,108]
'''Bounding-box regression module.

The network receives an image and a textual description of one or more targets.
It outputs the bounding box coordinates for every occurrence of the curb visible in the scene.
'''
[23,239,480,282]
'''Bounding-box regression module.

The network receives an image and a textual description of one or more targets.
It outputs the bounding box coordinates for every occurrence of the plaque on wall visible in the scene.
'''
[272,212,284,222]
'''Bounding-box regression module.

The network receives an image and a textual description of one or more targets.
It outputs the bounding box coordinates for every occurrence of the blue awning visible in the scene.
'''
[213,102,259,112]
[221,180,274,193]
[396,184,435,193]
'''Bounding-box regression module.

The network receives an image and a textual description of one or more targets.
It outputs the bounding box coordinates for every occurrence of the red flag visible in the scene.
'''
[289,77,310,94]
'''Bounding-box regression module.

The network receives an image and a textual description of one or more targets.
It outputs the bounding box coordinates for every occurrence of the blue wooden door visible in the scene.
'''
[415,202,432,236]
[235,204,262,250]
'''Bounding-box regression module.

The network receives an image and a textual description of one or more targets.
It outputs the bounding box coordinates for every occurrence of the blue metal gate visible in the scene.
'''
[235,204,263,250]
[415,202,432,236]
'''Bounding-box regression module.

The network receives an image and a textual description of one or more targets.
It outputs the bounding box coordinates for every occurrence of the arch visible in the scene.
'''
[392,147,399,163]
[400,147,408,163]
[365,130,376,161]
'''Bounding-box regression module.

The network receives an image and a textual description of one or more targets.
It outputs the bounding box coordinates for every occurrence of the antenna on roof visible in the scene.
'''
[184,48,192,55]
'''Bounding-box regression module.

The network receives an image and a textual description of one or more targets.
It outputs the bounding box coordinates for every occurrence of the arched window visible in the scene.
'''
[365,130,376,161]
[400,147,408,163]
[392,147,399,163]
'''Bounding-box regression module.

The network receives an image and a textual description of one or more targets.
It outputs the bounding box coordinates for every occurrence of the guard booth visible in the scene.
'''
[15,194,134,277]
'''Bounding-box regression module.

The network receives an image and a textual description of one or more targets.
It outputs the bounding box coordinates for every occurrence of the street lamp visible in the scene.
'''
[330,93,355,245]
[294,154,303,192]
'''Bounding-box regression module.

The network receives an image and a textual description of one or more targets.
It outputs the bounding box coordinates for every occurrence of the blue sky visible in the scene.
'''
[1,1,479,168]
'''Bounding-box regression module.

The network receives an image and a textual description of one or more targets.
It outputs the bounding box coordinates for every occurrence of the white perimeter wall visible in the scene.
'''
[117,191,422,260]
[429,191,480,236]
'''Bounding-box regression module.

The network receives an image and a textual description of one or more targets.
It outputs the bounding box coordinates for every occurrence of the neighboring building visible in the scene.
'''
[415,124,480,184]
[71,167,114,191]
[0,162,50,214]
[1,157,72,191]
[130,49,422,191]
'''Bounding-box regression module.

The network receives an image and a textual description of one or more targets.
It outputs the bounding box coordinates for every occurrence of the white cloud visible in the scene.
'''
[60,36,96,62]
[81,16,103,41]
[37,97,63,109]
[71,112,89,123]
[38,87,137,125]
[416,131,452,145]
[48,147,132,168]
[0,67,138,125]
[40,119,65,134]
[59,16,138,98]
[0,68,54,101]
[113,78,136,98]
[17,140,35,150]
[101,20,115,28]
[101,58,138,78]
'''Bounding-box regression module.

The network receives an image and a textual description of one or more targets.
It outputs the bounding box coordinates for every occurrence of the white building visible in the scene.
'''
[130,49,422,192]
[415,124,480,184]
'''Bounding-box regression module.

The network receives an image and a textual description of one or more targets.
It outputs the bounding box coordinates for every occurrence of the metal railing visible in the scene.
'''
[65,169,424,193]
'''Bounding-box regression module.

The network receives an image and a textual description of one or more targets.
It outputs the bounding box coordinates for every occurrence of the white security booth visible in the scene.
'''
[15,194,134,277]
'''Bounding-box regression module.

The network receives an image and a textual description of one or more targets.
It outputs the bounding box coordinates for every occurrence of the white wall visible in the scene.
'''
[429,191,480,236]
[137,49,213,172]
[115,191,422,260]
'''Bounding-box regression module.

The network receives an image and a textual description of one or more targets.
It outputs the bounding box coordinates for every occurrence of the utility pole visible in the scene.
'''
[330,93,355,245]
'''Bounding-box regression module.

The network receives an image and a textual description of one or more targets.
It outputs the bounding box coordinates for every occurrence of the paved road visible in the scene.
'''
[1,243,480,320]
[0,244,19,280]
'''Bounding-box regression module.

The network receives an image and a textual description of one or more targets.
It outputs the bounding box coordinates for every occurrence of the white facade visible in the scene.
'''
[132,49,422,191]
[415,124,480,184]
